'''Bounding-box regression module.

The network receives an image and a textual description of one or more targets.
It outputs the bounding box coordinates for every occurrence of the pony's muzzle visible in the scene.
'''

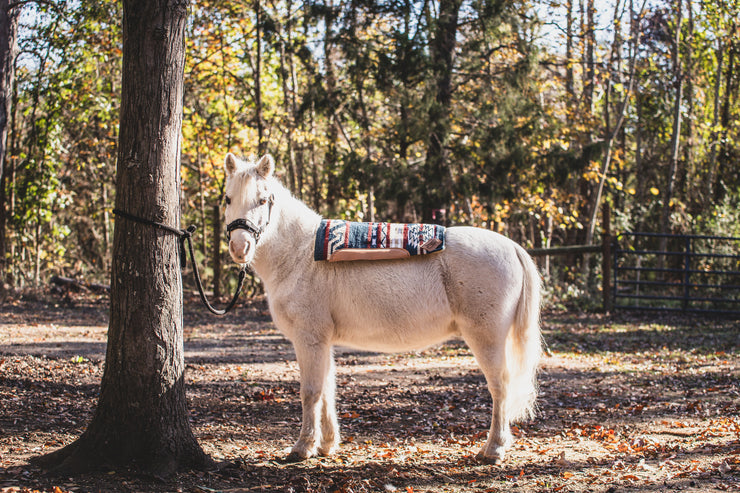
[229,237,251,264]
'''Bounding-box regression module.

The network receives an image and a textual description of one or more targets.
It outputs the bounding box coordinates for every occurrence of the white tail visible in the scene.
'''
[506,244,542,421]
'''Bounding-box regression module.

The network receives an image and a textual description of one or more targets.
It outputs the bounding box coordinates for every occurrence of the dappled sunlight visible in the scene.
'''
[1,299,737,491]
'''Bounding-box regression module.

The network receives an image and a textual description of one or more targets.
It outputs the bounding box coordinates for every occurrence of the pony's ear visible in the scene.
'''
[224,153,239,176]
[256,154,275,178]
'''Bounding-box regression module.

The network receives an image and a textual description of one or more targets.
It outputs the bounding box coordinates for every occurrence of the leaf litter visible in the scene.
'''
[0,295,738,492]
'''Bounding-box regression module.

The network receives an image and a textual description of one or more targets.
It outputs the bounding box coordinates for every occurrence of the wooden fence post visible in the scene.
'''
[602,201,612,312]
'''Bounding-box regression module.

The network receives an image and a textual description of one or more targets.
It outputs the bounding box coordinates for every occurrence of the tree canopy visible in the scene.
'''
[1,0,739,293]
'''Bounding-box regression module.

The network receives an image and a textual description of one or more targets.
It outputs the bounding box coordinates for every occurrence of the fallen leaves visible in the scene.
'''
[2,302,739,492]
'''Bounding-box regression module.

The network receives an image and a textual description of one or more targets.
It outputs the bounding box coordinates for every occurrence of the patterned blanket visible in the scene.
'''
[314,219,446,262]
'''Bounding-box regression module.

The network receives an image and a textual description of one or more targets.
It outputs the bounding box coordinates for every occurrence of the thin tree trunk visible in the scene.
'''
[583,0,595,114]
[586,0,642,246]
[276,0,297,194]
[0,0,16,190]
[715,22,736,202]
[323,0,339,212]
[212,204,221,298]
[2,67,17,286]
[288,1,304,198]
[34,204,40,286]
[350,9,375,223]
[0,0,18,284]
[423,0,462,223]
[705,38,723,203]
[565,0,575,112]
[682,1,694,205]
[34,0,211,476]
[634,96,647,230]
[660,0,683,258]
[310,102,320,211]
[254,0,265,155]
[101,183,110,270]
[195,142,208,261]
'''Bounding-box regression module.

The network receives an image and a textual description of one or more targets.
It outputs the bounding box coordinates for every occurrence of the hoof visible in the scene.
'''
[476,450,504,465]
[284,450,311,463]
[317,443,339,457]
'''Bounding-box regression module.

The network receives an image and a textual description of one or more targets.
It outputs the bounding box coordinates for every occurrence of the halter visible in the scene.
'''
[226,194,275,243]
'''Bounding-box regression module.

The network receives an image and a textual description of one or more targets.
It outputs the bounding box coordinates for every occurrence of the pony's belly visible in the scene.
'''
[327,266,456,352]
[333,318,457,353]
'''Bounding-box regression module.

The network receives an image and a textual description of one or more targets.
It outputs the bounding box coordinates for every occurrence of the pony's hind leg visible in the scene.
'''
[287,341,333,462]
[463,328,513,464]
[317,356,340,456]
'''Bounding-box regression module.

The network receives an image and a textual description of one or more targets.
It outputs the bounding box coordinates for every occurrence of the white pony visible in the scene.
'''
[223,153,542,464]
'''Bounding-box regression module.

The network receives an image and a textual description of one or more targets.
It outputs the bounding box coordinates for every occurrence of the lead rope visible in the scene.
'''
[112,208,247,316]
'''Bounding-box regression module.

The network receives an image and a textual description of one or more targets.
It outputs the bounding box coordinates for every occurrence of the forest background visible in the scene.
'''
[0,0,738,304]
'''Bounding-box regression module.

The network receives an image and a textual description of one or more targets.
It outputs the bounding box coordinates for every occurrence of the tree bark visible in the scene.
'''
[682,1,694,204]
[212,204,221,298]
[322,0,339,212]
[583,0,596,114]
[276,0,298,194]
[423,0,462,223]
[705,38,723,203]
[660,0,683,255]
[0,0,18,284]
[33,0,211,477]
[715,21,736,202]
[565,0,575,112]
[585,0,641,246]
[254,0,265,155]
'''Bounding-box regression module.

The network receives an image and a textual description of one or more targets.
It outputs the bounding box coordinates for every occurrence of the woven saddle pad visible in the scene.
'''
[314,219,445,262]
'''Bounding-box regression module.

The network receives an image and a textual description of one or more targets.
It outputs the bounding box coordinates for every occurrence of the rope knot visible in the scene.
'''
[180,224,197,239]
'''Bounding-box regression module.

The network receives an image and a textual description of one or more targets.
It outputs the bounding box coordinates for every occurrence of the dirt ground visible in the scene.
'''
[0,291,738,492]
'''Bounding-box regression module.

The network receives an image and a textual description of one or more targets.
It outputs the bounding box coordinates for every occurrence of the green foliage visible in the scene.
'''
[4,1,120,286]
[2,0,740,302]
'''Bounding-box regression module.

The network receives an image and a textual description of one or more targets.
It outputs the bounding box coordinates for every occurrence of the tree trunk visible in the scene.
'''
[0,0,15,188]
[212,204,221,298]
[682,1,694,205]
[423,0,462,223]
[322,0,339,212]
[705,38,723,203]
[660,0,683,257]
[33,0,211,476]
[716,22,736,202]
[585,0,640,246]
[565,0,574,112]
[254,0,265,155]
[583,0,595,114]
[277,0,297,194]
[0,0,18,284]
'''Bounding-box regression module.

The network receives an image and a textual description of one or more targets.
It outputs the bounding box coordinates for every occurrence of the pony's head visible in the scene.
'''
[223,153,276,265]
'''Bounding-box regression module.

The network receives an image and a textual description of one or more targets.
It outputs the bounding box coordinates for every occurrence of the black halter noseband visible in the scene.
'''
[226,194,275,243]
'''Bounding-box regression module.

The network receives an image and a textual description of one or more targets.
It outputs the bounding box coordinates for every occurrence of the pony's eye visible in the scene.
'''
[225,196,231,205]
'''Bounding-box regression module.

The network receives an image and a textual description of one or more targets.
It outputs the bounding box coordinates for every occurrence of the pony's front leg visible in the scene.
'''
[286,342,333,462]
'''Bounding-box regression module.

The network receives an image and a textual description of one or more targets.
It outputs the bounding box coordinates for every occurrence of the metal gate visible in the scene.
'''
[613,232,740,315]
